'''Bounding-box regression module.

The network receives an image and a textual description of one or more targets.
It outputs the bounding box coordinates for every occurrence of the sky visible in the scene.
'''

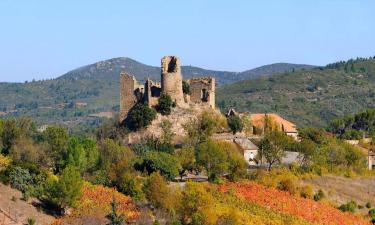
[0,0,374,82]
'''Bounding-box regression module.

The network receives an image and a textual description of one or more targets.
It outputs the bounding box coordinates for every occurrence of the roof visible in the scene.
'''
[234,138,259,151]
[250,113,297,133]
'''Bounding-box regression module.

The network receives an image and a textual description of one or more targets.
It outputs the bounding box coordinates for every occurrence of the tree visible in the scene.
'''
[136,151,181,180]
[143,172,171,209]
[10,137,49,166]
[161,119,174,144]
[43,126,68,171]
[126,103,156,131]
[9,166,32,193]
[196,140,228,182]
[46,165,83,210]
[227,115,243,134]
[1,118,20,154]
[258,131,290,171]
[217,141,247,181]
[106,196,125,225]
[64,137,99,173]
[157,93,174,115]
[175,147,196,180]
[296,139,316,168]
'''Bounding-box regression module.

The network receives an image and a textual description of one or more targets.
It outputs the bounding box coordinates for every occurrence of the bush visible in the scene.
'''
[300,185,314,199]
[182,80,190,94]
[227,115,243,134]
[27,218,36,225]
[127,103,156,131]
[277,178,298,195]
[118,172,144,201]
[157,93,174,115]
[369,208,375,217]
[45,165,83,210]
[9,166,32,193]
[313,189,325,201]
[366,202,372,208]
[136,151,181,180]
[338,200,357,213]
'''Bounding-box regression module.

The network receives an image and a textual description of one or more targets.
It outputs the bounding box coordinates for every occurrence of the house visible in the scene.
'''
[212,133,259,166]
[233,137,259,166]
[250,113,298,139]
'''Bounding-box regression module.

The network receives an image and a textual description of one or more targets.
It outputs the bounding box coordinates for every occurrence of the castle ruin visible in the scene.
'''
[119,56,215,122]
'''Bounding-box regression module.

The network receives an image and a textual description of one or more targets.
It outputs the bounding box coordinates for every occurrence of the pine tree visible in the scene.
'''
[107,196,125,225]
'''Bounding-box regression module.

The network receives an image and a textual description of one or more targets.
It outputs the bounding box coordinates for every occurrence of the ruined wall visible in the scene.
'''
[189,77,215,108]
[145,79,161,107]
[119,73,139,123]
[161,56,184,105]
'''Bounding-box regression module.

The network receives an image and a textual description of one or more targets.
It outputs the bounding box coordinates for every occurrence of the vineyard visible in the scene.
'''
[219,182,370,225]
[50,183,139,224]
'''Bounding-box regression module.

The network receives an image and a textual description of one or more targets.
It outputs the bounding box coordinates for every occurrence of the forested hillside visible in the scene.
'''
[217,57,375,127]
[0,57,312,127]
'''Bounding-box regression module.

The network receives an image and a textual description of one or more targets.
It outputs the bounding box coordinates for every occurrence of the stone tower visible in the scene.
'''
[119,72,139,123]
[161,56,184,105]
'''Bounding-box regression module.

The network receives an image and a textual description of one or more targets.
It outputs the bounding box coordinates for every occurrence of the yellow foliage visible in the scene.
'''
[0,154,11,168]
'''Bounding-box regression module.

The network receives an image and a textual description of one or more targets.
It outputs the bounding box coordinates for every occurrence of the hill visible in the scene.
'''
[0,57,313,128]
[217,57,375,127]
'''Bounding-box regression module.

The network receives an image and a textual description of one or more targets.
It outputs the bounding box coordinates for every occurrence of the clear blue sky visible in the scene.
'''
[0,0,374,82]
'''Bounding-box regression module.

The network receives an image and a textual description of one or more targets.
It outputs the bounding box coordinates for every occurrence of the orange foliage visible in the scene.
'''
[219,182,370,225]
[50,183,139,224]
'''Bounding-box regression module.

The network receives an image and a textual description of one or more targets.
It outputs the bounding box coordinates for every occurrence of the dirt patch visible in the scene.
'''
[301,175,375,215]
[0,183,55,225]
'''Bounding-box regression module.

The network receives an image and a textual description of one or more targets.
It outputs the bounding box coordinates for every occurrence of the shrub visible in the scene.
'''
[227,115,243,134]
[338,201,357,213]
[0,154,11,168]
[182,80,190,94]
[126,103,156,131]
[9,166,32,193]
[369,208,375,217]
[366,202,372,208]
[157,93,174,115]
[118,172,144,201]
[277,177,298,195]
[136,151,181,180]
[300,185,314,199]
[27,218,36,225]
[45,165,84,210]
[313,189,325,201]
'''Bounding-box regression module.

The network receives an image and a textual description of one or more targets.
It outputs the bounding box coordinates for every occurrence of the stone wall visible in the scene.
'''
[189,77,215,108]
[145,79,161,107]
[119,73,139,123]
[161,56,184,105]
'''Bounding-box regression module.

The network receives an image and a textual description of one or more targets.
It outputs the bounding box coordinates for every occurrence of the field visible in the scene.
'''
[219,181,371,225]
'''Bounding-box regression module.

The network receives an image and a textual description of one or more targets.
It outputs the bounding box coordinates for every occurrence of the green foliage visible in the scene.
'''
[136,151,181,180]
[313,189,325,201]
[106,196,125,225]
[366,202,372,208]
[27,218,36,225]
[9,166,32,193]
[227,115,243,134]
[328,108,375,139]
[196,140,229,182]
[118,172,144,201]
[338,200,357,213]
[182,80,190,94]
[369,208,375,218]
[175,147,196,179]
[258,131,294,171]
[157,93,174,115]
[43,126,69,171]
[45,165,83,209]
[64,137,99,173]
[217,58,375,127]
[126,103,156,131]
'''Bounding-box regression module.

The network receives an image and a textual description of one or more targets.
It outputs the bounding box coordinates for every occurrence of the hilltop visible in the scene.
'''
[217,57,375,127]
[0,57,313,128]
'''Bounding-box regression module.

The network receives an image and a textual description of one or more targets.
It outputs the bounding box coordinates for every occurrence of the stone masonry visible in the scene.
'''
[119,56,216,123]
[189,77,215,108]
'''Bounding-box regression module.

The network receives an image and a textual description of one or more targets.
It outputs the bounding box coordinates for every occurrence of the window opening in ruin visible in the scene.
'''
[201,89,209,102]
[167,57,177,73]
